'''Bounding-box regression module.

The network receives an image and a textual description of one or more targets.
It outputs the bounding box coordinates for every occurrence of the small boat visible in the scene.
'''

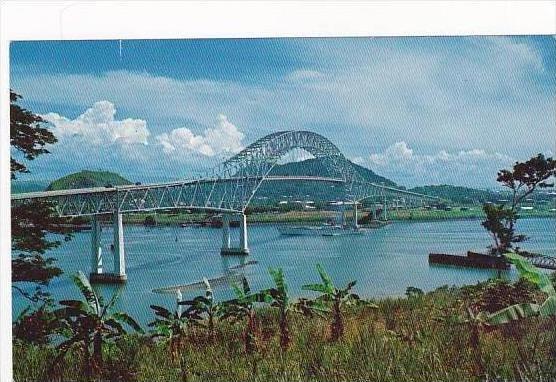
[278,224,364,236]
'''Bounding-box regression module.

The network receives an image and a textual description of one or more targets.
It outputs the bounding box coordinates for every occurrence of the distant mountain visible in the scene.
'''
[11,180,51,194]
[46,170,132,191]
[409,185,498,205]
[269,158,397,186]
[253,158,396,204]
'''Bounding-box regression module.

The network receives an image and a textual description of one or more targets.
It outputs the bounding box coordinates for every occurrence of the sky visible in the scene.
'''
[9,36,556,188]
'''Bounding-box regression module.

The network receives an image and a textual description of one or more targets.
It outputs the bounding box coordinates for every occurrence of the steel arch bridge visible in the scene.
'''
[11,131,436,216]
[11,130,438,282]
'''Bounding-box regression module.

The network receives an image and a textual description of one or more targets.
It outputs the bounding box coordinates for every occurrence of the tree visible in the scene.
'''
[149,299,194,382]
[10,90,56,178]
[302,264,371,341]
[179,278,222,342]
[261,267,320,351]
[51,272,142,380]
[220,277,266,355]
[10,90,83,304]
[482,154,556,255]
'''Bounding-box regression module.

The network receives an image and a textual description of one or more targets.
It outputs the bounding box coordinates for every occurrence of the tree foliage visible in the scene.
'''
[482,154,556,255]
[52,272,142,380]
[302,264,373,341]
[10,90,56,178]
[11,90,84,304]
[487,253,556,324]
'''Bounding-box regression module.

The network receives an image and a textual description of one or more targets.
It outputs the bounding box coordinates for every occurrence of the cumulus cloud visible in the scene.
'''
[156,114,244,157]
[42,101,150,145]
[366,141,514,187]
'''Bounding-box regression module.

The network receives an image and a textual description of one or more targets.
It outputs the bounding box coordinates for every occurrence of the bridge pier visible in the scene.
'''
[90,212,127,283]
[221,213,249,256]
[353,202,359,229]
[90,217,103,275]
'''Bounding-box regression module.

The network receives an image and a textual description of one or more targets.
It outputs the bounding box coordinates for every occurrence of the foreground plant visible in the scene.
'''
[52,271,142,380]
[261,267,300,351]
[179,277,222,341]
[149,297,192,382]
[487,252,556,324]
[221,277,266,354]
[302,264,371,341]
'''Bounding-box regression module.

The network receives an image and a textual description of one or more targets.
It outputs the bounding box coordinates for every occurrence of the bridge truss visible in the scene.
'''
[11,131,437,217]
[11,131,440,282]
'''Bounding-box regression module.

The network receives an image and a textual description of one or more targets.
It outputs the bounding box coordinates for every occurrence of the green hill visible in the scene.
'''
[252,158,396,204]
[409,185,497,205]
[46,170,132,191]
[269,158,396,186]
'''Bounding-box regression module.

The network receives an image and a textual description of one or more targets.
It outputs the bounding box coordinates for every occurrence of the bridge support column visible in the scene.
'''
[221,213,249,256]
[90,217,103,277]
[340,204,346,227]
[353,202,359,229]
[239,213,248,253]
[222,213,231,250]
[113,212,126,278]
[90,212,127,284]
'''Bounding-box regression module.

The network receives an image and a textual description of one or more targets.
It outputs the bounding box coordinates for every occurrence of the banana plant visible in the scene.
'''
[51,271,142,380]
[148,297,195,382]
[179,277,222,341]
[260,267,297,350]
[302,264,371,341]
[487,252,556,324]
[220,276,267,354]
[148,302,191,362]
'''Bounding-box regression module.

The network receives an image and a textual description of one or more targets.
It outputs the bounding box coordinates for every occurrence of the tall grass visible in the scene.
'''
[13,285,556,382]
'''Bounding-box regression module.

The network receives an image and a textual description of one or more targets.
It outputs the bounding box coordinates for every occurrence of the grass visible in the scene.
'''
[13,285,556,382]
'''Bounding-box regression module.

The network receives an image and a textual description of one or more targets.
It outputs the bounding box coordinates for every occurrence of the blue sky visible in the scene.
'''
[10,36,556,187]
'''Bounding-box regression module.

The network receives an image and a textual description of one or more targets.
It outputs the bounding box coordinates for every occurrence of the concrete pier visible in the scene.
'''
[90,212,127,283]
[221,213,249,256]
[90,216,103,276]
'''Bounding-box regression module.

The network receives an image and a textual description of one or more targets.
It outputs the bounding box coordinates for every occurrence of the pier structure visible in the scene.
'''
[221,213,249,256]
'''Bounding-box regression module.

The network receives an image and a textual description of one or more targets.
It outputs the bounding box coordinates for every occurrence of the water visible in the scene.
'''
[13,218,556,325]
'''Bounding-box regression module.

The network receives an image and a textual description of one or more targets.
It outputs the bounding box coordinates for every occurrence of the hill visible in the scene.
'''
[409,185,497,205]
[252,158,396,204]
[11,180,51,194]
[269,158,396,186]
[46,170,132,191]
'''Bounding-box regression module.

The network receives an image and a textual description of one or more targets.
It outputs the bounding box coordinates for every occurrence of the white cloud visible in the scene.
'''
[156,114,244,157]
[366,141,515,187]
[42,101,150,146]
[11,37,555,185]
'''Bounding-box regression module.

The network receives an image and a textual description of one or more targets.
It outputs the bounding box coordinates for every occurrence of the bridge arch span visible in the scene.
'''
[212,130,359,211]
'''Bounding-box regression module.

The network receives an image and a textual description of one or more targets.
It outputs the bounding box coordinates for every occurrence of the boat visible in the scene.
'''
[278,224,364,236]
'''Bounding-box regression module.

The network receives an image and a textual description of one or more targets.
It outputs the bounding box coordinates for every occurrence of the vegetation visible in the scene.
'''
[410,184,498,205]
[13,269,556,382]
[481,154,556,256]
[149,298,192,382]
[302,264,371,341]
[46,170,132,191]
[487,253,556,323]
[51,272,143,380]
[11,90,83,306]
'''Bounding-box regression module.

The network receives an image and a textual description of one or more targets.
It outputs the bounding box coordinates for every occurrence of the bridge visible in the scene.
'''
[12,130,438,283]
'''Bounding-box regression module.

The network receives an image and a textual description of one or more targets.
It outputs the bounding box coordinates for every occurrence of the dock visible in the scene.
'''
[429,251,510,270]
